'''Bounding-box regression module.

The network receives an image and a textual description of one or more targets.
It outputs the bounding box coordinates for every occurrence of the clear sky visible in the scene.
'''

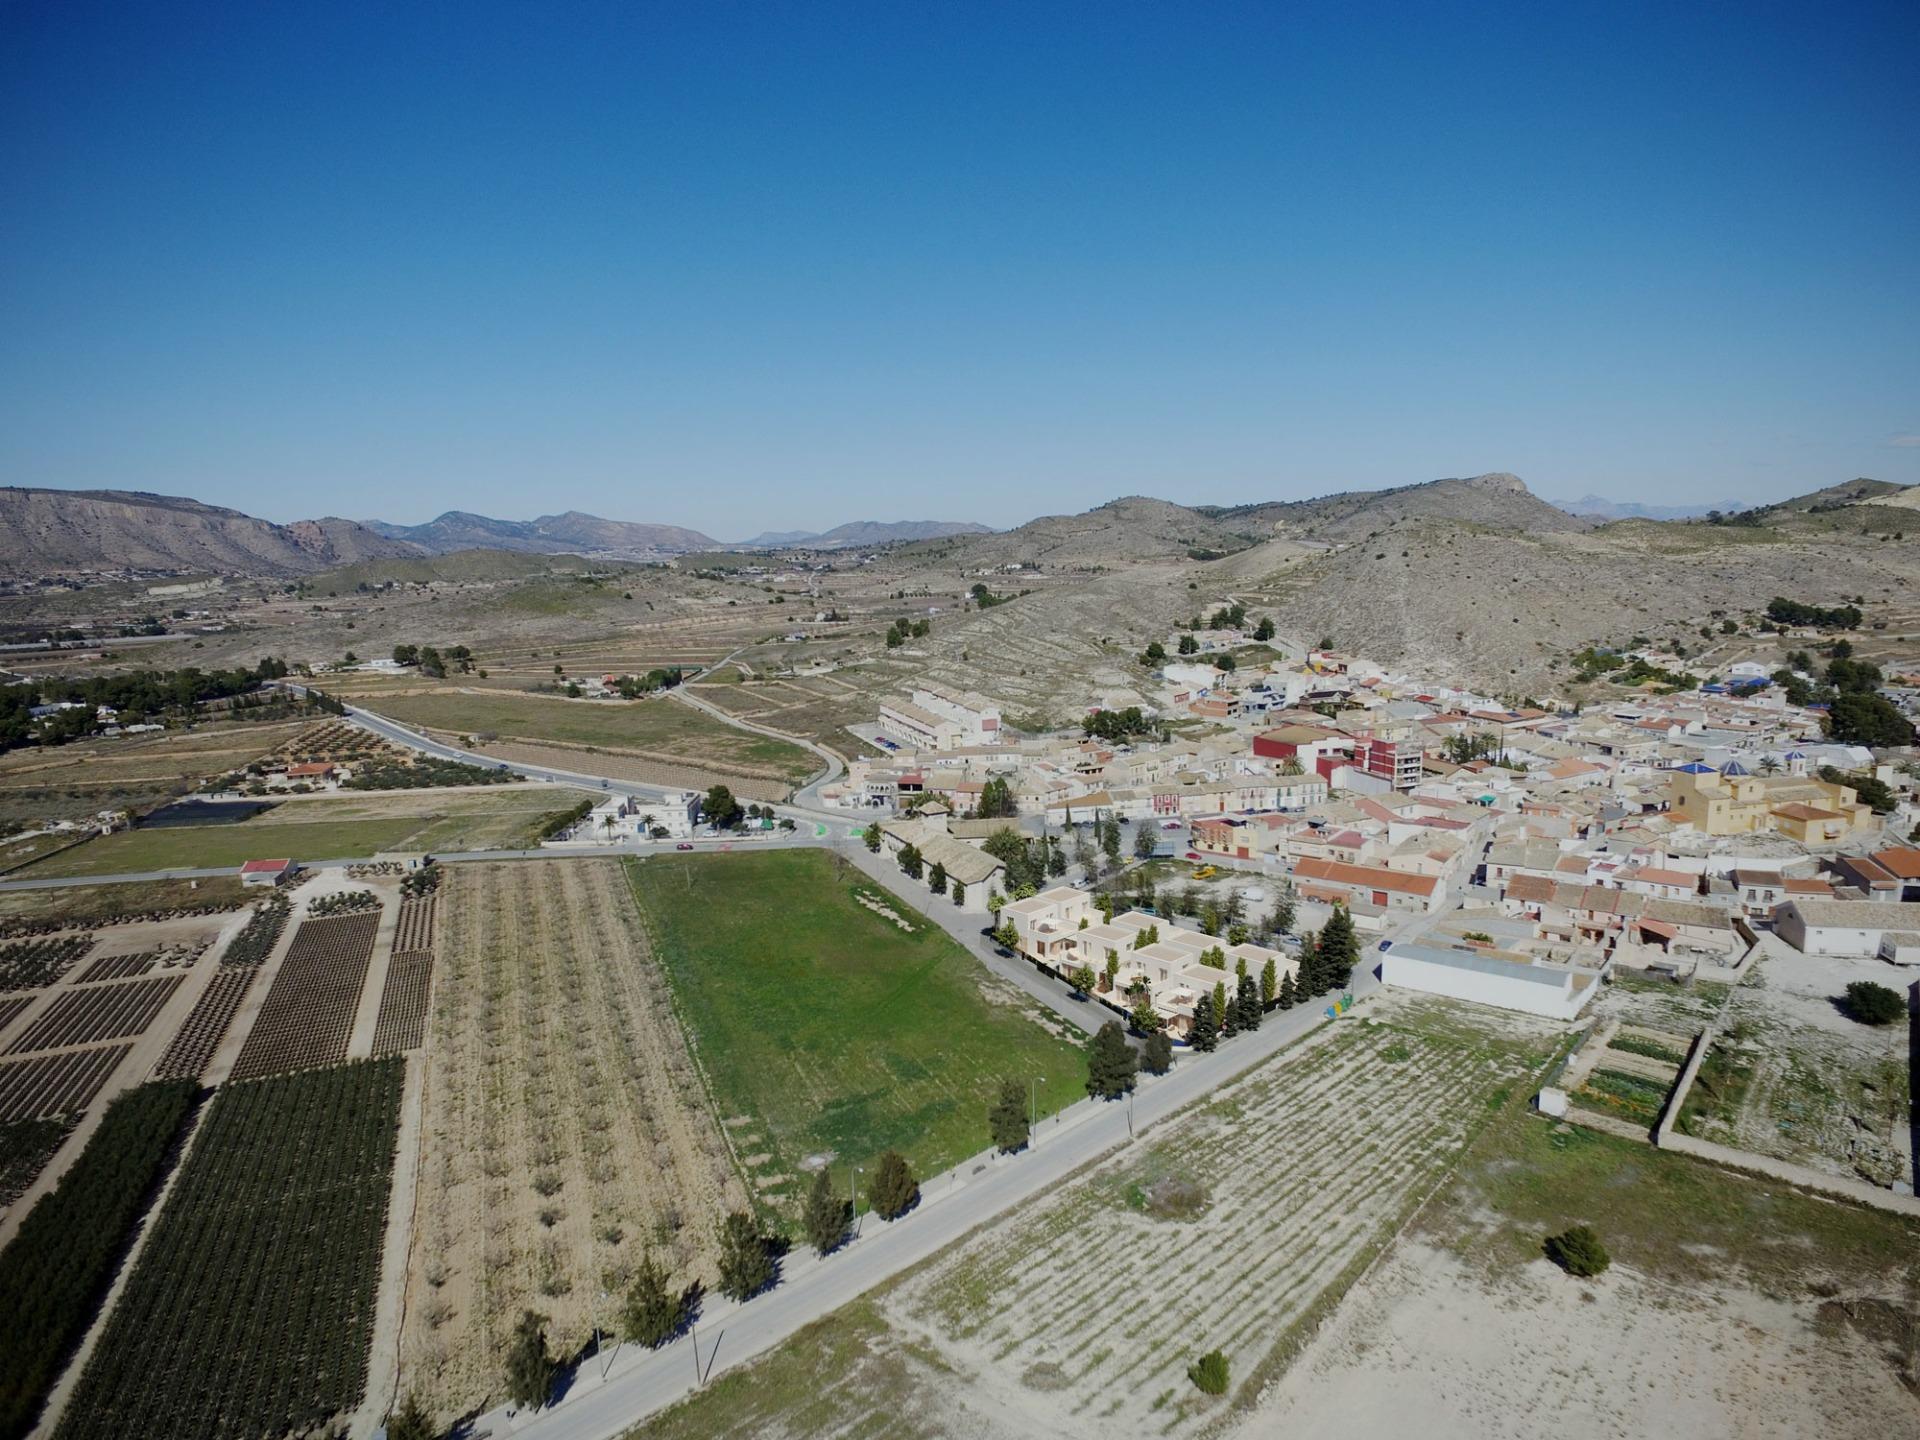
[3,2,1916,537]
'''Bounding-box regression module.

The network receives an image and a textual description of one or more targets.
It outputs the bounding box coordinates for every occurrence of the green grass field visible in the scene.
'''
[22,787,587,876]
[354,688,818,783]
[627,850,1084,1198]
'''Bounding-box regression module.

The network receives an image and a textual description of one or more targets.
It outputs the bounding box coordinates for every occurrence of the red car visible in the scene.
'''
[675,842,695,851]
[1186,850,1202,860]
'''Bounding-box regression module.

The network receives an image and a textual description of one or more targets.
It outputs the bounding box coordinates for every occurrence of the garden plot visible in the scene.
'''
[1675,954,1911,1187]
[0,1044,131,1122]
[871,999,1558,1438]
[397,860,749,1424]
[1567,1021,1693,1130]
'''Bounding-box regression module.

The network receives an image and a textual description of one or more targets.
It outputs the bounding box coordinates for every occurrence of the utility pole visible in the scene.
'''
[850,1163,863,1237]
[1029,1076,1044,1148]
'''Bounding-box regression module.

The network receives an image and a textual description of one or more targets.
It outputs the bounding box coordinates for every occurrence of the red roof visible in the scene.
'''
[1294,856,1438,897]
[239,858,292,874]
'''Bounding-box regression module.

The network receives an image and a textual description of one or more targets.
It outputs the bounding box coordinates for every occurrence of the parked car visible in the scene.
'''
[1186,850,1202,860]
[1160,820,1183,830]
[675,842,695,851]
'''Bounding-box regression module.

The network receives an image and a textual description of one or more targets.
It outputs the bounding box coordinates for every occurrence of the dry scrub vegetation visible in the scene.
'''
[399,860,748,1422]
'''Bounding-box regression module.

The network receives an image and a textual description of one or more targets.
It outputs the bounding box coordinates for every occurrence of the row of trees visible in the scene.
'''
[491,1148,929,1414]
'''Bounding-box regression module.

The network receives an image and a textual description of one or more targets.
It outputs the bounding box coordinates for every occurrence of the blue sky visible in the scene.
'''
[2,2,1916,537]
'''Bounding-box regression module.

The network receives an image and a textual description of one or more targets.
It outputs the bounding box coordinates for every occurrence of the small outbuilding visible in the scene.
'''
[239,858,295,888]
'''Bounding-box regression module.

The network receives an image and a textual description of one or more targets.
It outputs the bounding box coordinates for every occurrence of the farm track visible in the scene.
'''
[398,860,749,1424]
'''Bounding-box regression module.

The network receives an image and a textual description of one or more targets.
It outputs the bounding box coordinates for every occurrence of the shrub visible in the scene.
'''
[1188,1348,1230,1395]
[1544,1224,1611,1277]
[1843,981,1905,1026]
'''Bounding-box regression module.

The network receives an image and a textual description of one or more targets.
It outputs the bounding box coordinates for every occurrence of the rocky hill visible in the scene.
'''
[0,487,414,576]
[363,509,717,558]
[1203,472,1589,544]
[735,519,994,549]
[921,496,1262,570]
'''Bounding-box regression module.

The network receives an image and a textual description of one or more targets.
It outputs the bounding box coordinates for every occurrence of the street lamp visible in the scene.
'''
[599,1289,618,1378]
[1029,1076,1044,1148]
[850,1163,863,1238]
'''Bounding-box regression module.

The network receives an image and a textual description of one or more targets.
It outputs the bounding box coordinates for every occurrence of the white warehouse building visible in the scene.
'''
[1380,941,1604,1020]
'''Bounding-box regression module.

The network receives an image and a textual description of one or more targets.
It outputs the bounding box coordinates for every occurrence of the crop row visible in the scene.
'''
[220,898,290,968]
[393,896,435,952]
[74,949,164,984]
[150,968,260,1081]
[308,888,381,917]
[371,952,434,1055]
[229,913,378,1081]
[57,1059,405,1440]
[5,976,184,1056]
[0,937,95,994]
[0,1046,131,1123]
[0,996,31,1036]
[0,1079,199,1440]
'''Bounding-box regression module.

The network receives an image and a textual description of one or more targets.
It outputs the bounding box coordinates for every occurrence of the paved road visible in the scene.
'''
[484,950,1388,1440]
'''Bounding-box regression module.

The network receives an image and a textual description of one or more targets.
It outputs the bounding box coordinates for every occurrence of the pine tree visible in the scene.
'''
[1085,1020,1138,1098]
[623,1251,682,1347]
[802,1168,853,1256]
[869,1149,921,1219]
[1189,993,1219,1051]
[1278,970,1298,1009]
[504,1309,555,1408]
[1142,1027,1174,1074]
[951,879,965,906]
[716,1211,773,1300]
[928,860,947,895]
[864,823,882,853]
[1235,973,1262,1032]
[1270,897,1295,934]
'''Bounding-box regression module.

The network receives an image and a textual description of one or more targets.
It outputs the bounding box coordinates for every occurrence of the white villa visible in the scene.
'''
[1001,885,1295,1037]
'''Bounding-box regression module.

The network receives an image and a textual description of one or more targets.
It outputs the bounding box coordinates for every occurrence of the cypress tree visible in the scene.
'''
[1260,956,1277,1008]
[716,1211,774,1300]
[869,1150,920,1219]
[988,1079,1030,1153]
[1321,904,1358,989]
[623,1251,682,1347]
[802,1168,853,1256]
[504,1310,555,1408]
[1212,980,1229,1033]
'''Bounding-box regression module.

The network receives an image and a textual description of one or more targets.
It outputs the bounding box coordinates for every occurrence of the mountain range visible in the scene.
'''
[0,487,412,576]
